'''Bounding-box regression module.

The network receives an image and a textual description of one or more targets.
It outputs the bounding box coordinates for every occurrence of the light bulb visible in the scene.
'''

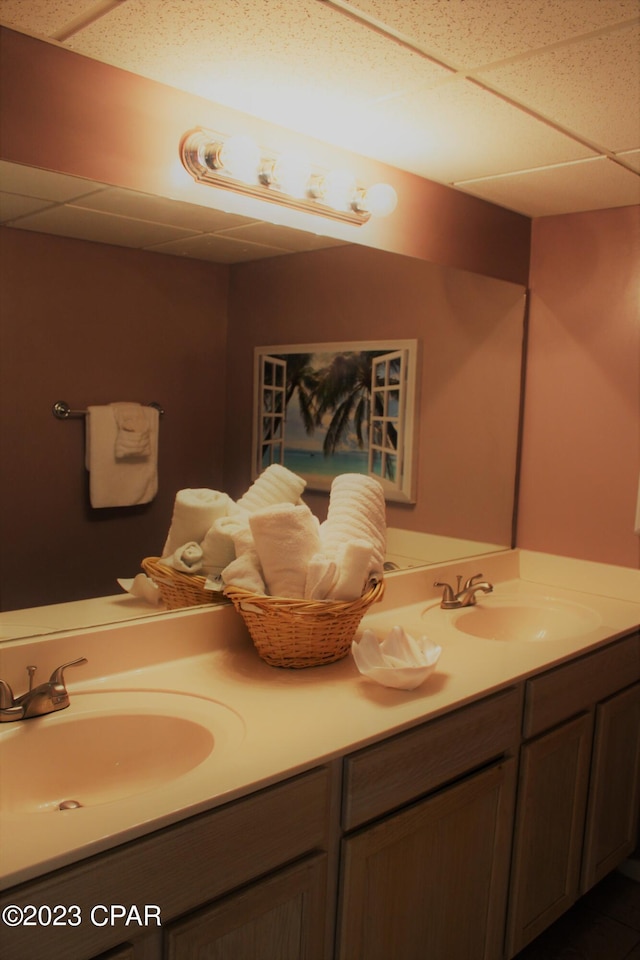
[360,183,398,217]
[272,151,312,198]
[319,169,357,211]
[218,135,260,183]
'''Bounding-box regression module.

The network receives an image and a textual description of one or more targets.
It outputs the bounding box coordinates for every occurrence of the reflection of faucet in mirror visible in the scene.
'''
[0,657,88,722]
[434,574,493,609]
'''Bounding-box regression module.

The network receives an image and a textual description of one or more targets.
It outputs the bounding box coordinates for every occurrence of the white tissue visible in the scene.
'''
[351,626,441,690]
[117,574,161,605]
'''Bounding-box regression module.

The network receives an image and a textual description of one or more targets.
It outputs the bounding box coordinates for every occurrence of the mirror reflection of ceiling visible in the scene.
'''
[0,161,349,263]
[1,0,638,227]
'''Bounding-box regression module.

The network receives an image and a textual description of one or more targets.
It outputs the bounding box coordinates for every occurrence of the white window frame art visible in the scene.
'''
[253,340,419,503]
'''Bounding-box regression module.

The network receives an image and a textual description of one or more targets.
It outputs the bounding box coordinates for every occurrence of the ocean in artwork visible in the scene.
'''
[283,447,369,477]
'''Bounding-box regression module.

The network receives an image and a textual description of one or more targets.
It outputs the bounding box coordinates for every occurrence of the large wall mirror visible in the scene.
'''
[0,163,527,641]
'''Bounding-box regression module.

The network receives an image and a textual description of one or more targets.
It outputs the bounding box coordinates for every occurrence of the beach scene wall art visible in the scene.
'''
[253,340,418,502]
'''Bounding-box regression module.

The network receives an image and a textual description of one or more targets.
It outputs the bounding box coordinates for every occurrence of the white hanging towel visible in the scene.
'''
[85,403,159,508]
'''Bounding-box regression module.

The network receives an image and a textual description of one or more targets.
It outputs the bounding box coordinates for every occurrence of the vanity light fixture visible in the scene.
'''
[180,127,398,225]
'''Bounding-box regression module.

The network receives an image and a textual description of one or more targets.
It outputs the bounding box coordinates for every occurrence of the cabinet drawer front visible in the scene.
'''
[343,687,521,830]
[0,767,331,960]
[524,633,640,738]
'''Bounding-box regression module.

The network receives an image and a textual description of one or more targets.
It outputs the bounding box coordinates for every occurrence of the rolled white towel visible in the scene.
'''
[212,509,253,556]
[320,474,386,580]
[221,550,266,594]
[201,521,238,577]
[326,539,376,601]
[162,489,231,557]
[160,541,204,574]
[237,464,306,514]
[249,502,321,598]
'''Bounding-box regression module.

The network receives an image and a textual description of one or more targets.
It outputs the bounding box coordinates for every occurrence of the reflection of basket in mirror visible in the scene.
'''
[224,580,385,668]
[142,557,230,610]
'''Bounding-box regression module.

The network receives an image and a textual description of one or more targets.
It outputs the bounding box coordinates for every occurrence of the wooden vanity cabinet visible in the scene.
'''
[337,687,521,960]
[0,766,333,960]
[581,681,640,890]
[165,853,327,960]
[506,632,640,958]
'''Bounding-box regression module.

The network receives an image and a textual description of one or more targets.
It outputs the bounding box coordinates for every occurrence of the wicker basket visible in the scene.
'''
[142,557,230,610]
[224,580,385,668]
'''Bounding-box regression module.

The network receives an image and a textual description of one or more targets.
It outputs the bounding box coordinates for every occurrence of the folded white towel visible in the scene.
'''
[237,464,306,513]
[160,541,204,574]
[221,550,266,594]
[162,489,230,557]
[112,402,151,459]
[326,539,376,601]
[320,474,386,581]
[249,502,321,598]
[85,404,159,508]
[304,554,337,600]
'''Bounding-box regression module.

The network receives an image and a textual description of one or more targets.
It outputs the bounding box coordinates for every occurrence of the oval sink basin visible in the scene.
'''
[423,595,601,643]
[0,690,245,814]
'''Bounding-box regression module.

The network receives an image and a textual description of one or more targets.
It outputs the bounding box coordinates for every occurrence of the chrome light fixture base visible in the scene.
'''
[180,127,377,226]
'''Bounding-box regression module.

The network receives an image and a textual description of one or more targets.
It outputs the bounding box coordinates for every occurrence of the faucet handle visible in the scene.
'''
[0,679,15,710]
[463,573,484,590]
[49,657,88,686]
[434,580,455,602]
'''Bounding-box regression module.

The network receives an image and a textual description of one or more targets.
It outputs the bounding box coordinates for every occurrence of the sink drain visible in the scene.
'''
[58,799,83,810]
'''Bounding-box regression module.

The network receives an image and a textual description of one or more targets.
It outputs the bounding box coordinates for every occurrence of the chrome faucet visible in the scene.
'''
[434,574,493,609]
[0,658,87,722]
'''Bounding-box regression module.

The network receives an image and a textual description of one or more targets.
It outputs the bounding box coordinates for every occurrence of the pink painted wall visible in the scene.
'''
[517,206,640,568]
[0,228,229,608]
[225,245,525,544]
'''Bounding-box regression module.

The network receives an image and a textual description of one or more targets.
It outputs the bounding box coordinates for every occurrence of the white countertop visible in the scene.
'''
[1,550,638,890]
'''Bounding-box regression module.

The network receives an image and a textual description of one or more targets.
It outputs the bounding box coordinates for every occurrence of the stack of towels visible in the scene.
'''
[156,465,386,603]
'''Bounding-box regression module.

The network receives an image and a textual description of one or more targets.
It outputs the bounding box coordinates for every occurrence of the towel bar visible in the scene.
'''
[52,401,164,420]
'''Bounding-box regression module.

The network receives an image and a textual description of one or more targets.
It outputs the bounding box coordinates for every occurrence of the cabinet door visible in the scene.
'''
[337,760,516,960]
[581,683,640,892]
[506,712,593,957]
[165,854,327,960]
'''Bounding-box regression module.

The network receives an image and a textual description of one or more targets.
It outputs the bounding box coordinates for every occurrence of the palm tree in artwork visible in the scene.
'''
[280,352,317,435]
[312,351,399,480]
[312,351,375,455]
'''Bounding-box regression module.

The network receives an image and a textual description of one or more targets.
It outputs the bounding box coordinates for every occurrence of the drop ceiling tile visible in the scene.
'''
[455,157,640,217]
[9,204,199,247]
[0,161,105,202]
[476,23,640,151]
[0,191,54,222]
[348,78,596,183]
[63,0,450,145]
[0,0,92,36]
[148,232,290,263]
[69,187,258,232]
[218,221,347,252]
[616,149,640,172]
[349,0,640,68]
